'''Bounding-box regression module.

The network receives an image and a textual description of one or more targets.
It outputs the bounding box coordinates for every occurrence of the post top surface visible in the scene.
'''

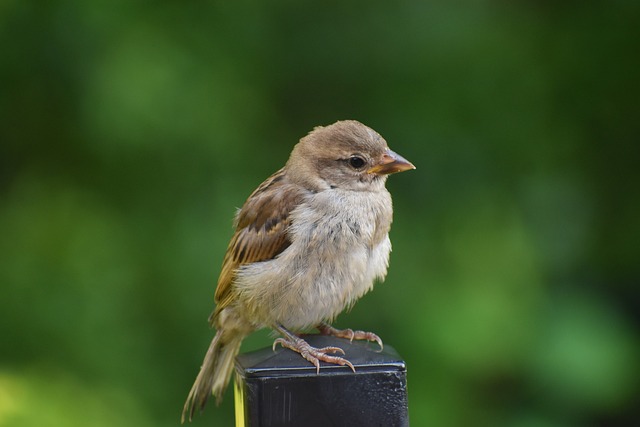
[235,335,405,377]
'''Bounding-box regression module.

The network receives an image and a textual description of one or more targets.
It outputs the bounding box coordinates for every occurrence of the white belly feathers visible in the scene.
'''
[235,188,392,330]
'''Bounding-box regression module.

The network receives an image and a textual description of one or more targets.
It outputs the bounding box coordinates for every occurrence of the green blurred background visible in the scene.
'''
[1,1,639,426]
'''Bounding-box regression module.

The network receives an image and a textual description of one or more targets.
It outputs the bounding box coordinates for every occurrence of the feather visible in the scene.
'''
[210,168,307,324]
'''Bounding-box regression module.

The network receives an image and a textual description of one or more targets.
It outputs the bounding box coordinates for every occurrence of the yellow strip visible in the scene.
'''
[234,374,245,427]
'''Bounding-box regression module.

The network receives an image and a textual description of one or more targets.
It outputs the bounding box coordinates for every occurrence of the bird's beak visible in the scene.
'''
[367,149,416,175]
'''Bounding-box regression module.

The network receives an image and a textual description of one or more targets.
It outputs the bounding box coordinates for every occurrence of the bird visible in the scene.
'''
[182,120,415,422]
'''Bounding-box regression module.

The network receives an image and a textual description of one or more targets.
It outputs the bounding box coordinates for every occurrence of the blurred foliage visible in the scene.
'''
[1,1,639,426]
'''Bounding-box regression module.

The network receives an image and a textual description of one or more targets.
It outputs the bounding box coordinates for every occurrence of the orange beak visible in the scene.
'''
[367,149,415,175]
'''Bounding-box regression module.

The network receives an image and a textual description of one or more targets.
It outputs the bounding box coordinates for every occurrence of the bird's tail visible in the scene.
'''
[181,329,243,423]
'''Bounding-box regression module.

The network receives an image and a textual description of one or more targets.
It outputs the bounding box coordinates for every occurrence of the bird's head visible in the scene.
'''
[287,120,415,192]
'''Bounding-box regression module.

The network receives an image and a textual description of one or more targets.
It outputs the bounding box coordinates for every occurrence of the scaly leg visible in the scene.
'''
[317,322,384,351]
[273,324,355,373]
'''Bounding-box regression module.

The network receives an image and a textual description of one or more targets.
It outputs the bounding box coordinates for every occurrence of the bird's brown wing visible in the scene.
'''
[210,168,306,324]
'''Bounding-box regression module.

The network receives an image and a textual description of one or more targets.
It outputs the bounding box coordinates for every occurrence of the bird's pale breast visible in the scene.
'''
[234,188,393,331]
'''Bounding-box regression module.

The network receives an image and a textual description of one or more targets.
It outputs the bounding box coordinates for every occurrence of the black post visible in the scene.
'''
[234,335,409,427]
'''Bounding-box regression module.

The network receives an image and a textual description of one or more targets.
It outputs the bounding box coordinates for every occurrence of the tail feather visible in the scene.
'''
[182,330,243,423]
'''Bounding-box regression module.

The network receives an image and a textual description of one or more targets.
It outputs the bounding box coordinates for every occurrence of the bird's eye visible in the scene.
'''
[348,156,366,169]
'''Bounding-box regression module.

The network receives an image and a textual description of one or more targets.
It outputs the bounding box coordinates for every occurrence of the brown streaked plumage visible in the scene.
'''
[211,168,304,322]
[182,120,415,422]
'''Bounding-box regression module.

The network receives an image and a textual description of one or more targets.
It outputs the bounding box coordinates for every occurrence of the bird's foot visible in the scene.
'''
[318,323,384,351]
[272,333,355,374]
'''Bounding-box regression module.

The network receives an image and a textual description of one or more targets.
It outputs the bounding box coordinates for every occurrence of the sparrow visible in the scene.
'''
[182,120,415,422]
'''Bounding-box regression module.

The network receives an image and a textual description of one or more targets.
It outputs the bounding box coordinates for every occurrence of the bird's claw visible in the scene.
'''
[318,324,384,352]
[273,335,355,374]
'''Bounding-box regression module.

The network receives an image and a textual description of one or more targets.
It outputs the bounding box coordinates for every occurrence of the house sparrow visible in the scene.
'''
[182,120,414,422]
